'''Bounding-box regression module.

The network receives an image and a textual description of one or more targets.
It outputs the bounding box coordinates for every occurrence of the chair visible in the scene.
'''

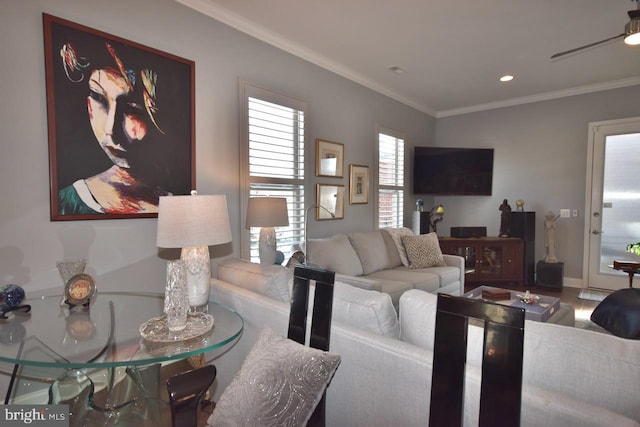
[288,265,336,427]
[429,293,525,427]
[166,364,216,427]
[169,265,336,427]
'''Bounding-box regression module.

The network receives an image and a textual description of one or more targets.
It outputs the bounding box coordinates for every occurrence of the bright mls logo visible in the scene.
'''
[2,405,68,426]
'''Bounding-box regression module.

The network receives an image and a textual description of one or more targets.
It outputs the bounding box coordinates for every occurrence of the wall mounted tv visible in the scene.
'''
[413,147,494,195]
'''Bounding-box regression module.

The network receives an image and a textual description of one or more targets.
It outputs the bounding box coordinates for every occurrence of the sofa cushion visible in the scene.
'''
[393,265,460,291]
[217,257,291,303]
[368,269,440,293]
[399,289,438,349]
[208,326,340,426]
[590,288,640,339]
[333,281,400,338]
[381,227,414,267]
[401,233,446,268]
[522,320,640,421]
[380,228,403,268]
[347,231,391,274]
[306,234,364,277]
[360,274,413,308]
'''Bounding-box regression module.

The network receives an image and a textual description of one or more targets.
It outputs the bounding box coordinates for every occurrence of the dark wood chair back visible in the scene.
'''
[429,293,525,427]
[167,364,216,427]
[288,265,336,427]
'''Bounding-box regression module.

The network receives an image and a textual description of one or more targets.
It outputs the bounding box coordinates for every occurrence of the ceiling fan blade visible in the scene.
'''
[550,33,625,59]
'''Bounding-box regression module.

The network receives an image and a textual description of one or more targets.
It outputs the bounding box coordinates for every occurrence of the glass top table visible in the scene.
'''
[0,292,244,369]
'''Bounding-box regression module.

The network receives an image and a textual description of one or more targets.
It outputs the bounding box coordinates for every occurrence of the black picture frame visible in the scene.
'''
[43,14,195,220]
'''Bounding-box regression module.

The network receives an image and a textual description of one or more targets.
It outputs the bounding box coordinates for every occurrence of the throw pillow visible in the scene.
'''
[347,231,391,275]
[333,281,400,338]
[208,327,341,427]
[590,288,640,339]
[305,234,364,276]
[401,233,446,269]
[381,227,414,267]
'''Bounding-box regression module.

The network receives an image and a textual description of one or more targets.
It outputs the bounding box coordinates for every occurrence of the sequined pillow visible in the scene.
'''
[401,233,447,269]
[208,327,341,427]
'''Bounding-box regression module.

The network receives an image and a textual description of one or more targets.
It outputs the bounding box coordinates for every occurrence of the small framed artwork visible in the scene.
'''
[316,184,345,220]
[43,14,195,221]
[315,139,344,178]
[349,164,369,204]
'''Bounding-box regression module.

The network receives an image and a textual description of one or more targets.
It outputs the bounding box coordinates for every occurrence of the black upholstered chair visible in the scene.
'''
[288,265,336,427]
[166,364,216,427]
[429,293,526,427]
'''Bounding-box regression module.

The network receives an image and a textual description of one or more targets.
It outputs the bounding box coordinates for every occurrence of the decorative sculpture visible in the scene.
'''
[544,211,560,263]
[499,199,512,237]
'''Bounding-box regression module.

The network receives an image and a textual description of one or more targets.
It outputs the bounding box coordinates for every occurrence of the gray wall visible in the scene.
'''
[2,0,638,296]
[0,0,434,295]
[433,88,640,281]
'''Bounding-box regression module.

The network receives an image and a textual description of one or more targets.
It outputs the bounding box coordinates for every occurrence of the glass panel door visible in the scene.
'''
[586,118,640,290]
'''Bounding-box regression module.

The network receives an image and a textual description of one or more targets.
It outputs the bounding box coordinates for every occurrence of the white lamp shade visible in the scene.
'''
[245,197,289,228]
[156,194,232,248]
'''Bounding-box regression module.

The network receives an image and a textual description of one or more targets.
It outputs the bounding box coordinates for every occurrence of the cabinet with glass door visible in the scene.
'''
[439,237,524,286]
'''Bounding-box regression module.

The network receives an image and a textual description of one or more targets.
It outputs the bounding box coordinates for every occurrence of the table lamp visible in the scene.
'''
[246,197,289,265]
[429,204,445,233]
[157,191,232,312]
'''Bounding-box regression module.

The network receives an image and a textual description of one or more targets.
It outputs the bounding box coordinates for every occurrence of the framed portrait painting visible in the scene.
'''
[316,184,345,220]
[43,14,195,220]
[349,164,369,204]
[315,139,344,178]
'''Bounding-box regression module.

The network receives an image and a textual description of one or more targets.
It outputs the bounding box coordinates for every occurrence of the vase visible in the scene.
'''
[57,259,87,285]
[164,260,188,332]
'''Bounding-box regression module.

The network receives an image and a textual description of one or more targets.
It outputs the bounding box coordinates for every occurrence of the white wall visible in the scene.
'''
[0,0,434,295]
[433,87,640,281]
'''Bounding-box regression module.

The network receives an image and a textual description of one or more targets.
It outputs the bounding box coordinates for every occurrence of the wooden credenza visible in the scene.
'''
[439,236,524,286]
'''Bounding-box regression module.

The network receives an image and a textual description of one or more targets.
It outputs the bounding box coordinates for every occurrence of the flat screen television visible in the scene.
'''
[413,147,494,195]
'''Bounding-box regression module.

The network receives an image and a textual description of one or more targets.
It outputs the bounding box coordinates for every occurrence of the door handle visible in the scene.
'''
[592,230,604,235]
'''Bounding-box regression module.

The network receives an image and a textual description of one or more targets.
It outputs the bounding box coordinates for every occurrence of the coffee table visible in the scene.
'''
[462,286,561,323]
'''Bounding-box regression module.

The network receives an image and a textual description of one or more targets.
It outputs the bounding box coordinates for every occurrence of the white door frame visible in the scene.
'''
[583,116,640,290]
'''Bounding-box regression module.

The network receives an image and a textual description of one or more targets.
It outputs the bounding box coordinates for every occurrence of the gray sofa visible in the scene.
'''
[305,228,464,307]
[208,259,640,426]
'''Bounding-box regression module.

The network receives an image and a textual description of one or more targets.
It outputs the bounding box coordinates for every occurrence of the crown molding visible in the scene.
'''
[175,0,437,117]
[436,76,640,118]
[177,0,639,120]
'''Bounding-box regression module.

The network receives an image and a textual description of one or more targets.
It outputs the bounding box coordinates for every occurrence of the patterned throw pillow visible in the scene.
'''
[208,327,341,427]
[401,233,447,269]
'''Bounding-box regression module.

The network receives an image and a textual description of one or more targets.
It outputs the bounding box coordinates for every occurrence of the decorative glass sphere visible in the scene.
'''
[0,284,26,308]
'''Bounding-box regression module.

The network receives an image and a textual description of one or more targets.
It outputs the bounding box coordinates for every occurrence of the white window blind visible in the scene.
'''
[378,131,405,229]
[242,83,305,263]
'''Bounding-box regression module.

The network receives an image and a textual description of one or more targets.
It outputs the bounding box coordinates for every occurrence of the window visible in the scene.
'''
[377,129,405,229]
[241,82,305,263]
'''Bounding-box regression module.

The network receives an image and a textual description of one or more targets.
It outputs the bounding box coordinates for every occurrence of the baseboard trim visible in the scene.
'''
[562,277,583,289]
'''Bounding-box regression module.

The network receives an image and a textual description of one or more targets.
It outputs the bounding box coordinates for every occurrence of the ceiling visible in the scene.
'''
[177,0,640,117]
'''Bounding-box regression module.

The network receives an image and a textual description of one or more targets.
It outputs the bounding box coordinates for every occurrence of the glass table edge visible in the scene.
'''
[0,293,244,369]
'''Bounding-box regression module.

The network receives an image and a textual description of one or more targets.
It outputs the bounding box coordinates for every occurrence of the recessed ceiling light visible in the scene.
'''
[387,65,407,75]
[500,75,514,82]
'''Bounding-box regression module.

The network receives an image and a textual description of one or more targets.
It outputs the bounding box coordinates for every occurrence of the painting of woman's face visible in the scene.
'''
[87,68,149,169]
[45,13,194,220]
